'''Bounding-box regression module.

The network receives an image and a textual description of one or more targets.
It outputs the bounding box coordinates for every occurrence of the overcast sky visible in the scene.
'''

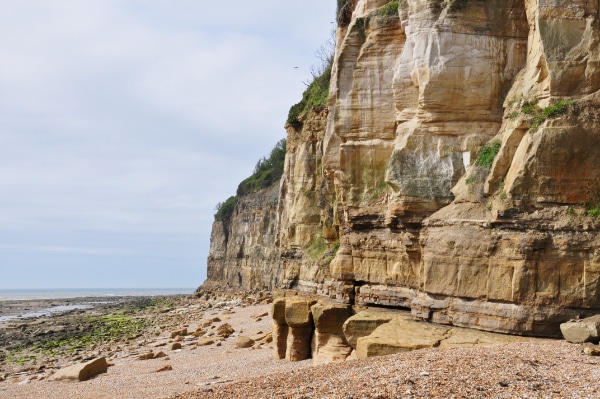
[0,1,337,290]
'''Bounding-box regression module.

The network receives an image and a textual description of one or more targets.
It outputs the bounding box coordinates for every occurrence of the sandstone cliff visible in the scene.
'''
[203,0,600,338]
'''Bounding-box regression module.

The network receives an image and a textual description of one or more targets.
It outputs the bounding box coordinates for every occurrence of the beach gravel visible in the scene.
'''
[2,300,600,398]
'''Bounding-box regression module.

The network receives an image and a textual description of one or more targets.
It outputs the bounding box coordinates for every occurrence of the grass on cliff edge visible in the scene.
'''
[377,1,399,16]
[214,139,286,222]
[465,140,501,186]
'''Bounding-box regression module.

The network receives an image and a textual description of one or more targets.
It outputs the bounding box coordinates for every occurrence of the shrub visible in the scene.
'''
[521,98,572,131]
[287,64,332,127]
[236,139,286,197]
[214,196,238,222]
[377,1,399,16]
[474,140,501,169]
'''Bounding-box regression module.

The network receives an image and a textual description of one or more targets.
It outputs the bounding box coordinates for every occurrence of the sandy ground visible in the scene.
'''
[2,299,599,399]
[0,302,314,399]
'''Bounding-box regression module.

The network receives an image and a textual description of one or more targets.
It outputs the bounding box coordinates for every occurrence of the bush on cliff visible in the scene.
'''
[214,196,238,222]
[236,138,286,197]
[287,36,334,128]
[214,139,286,222]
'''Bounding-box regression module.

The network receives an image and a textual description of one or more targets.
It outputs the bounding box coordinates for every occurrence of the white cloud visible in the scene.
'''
[0,0,337,288]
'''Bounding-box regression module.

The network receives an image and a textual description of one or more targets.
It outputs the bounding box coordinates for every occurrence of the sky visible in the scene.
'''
[0,1,337,290]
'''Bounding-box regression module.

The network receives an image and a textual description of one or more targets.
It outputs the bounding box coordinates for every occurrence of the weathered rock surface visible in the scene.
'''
[48,357,108,382]
[203,0,600,339]
[356,312,532,358]
[342,309,395,349]
[311,302,353,365]
[560,315,600,343]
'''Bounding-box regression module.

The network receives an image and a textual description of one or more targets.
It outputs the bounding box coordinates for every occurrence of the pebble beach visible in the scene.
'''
[1,294,599,399]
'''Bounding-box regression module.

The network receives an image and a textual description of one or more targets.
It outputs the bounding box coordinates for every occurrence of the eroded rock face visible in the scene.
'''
[205,0,600,339]
[204,184,282,291]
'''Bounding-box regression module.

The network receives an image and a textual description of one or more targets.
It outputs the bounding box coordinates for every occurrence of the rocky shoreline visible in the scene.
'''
[3,291,600,398]
[0,292,270,383]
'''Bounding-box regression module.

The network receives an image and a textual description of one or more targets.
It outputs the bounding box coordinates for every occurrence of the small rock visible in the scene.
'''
[154,351,167,358]
[155,365,172,373]
[217,323,235,338]
[582,342,600,356]
[419,371,430,377]
[170,328,188,339]
[136,352,155,361]
[168,342,182,350]
[234,336,255,349]
[197,338,215,346]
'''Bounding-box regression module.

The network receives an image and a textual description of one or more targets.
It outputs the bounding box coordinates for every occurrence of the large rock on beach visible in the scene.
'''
[356,318,450,358]
[343,309,395,349]
[560,315,600,343]
[49,357,108,382]
[311,302,353,364]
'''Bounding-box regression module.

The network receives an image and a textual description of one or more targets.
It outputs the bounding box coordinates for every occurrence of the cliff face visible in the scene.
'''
[205,183,282,291]
[203,0,600,337]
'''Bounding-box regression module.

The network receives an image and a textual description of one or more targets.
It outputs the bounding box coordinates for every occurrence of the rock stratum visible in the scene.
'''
[203,0,600,338]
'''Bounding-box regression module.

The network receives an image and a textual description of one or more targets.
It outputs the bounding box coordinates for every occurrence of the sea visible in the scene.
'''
[0,288,196,322]
[0,287,195,301]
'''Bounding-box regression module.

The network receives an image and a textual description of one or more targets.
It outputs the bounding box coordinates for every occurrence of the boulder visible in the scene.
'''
[48,357,108,382]
[216,323,234,338]
[342,309,395,349]
[311,302,353,365]
[234,336,255,349]
[356,318,450,358]
[561,316,600,343]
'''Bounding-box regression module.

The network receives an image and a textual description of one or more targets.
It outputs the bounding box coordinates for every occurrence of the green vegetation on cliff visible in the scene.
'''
[237,138,286,197]
[287,36,334,128]
[287,64,331,128]
[214,139,286,222]
[377,1,399,16]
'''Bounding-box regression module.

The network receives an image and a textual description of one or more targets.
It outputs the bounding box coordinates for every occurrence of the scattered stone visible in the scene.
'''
[154,351,167,358]
[168,342,182,350]
[420,371,430,377]
[137,351,155,361]
[253,312,268,318]
[234,336,255,349]
[197,338,216,346]
[155,365,172,372]
[170,328,188,339]
[174,335,184,342]
[48,357,108,382]
[581,342,600,356]
[217,323,235,338]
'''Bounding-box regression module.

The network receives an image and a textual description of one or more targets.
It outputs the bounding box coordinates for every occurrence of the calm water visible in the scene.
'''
[0,287,195,301]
